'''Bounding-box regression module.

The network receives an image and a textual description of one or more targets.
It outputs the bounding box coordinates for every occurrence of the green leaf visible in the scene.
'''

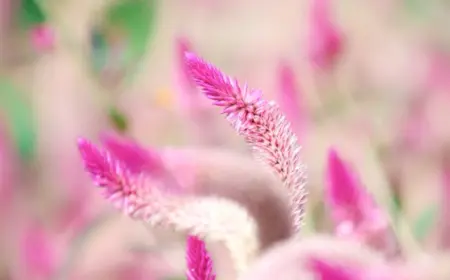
[18,0,46,28]
[108,107,128,133]
[0,78,36,160]
[412,205,438,240]
[91,0,157,81]
[105,0,157,63]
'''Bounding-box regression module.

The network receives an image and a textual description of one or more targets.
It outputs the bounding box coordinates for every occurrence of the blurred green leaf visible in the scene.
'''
[0,78,36,160]
[91,0,157,82]
[19,0,46,28]
[404,0,432,19]
[105,0,157,63]
[413,205,438,240]
[108,107,128,133]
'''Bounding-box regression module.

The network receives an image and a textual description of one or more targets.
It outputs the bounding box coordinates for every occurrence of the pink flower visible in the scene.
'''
[308,0,343,71]
[186,235,216,280]
[277,61,306,135]
[183,52,307,232]
[31,24,54,52]
[326,148,399,256]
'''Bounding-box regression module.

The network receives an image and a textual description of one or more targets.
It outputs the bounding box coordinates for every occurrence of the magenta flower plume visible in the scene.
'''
[77,137,175,218]
[186,235,216,280]
[326,148,399,256]
[277,61,305,134]
[308,0,343,70]
[184,52,307,231]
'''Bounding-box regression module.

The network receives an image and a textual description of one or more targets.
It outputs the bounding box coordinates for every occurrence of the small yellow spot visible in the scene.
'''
[154,88,174,109]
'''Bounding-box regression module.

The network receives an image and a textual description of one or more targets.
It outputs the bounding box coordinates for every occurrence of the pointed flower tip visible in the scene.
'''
[186,235,216,280]
[327,147,341,167]
[308,258,358,280]
[177,36,192,54]
[184,51,197,63]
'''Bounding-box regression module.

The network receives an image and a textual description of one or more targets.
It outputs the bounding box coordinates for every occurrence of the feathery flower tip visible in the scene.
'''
[308,258,359,280]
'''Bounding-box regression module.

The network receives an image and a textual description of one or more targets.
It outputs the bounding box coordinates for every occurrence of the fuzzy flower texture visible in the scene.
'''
[77,50,397,279]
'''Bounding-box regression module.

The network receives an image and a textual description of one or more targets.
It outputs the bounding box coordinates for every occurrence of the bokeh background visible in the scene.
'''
[1,0,450,279]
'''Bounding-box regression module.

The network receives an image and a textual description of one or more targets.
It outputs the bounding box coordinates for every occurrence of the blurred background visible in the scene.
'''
[1,0,450,279]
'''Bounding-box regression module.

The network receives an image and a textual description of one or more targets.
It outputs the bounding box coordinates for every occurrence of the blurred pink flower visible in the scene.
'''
[31,24,54,52]
[307,0,343,71]
[426,49,450,92]
[183,51,307,231]
[277,61,306,136]
[18,222,58,279]
[186,235,216,280]
[326,148,398,256]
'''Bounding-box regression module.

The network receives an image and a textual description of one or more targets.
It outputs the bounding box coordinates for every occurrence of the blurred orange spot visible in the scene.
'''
[154,88,174,109]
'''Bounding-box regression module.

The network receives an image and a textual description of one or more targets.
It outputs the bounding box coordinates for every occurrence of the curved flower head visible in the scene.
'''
[186,235,216,280]
[326,148,399,256]
[184,51,307,232]
[77,136,259,275]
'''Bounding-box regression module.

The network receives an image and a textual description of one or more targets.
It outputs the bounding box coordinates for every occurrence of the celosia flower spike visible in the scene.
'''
[326,148,399,256]
[186,235,216,280]
[308,0,343,70]
[184,52,307,232]
[78,137,259,275]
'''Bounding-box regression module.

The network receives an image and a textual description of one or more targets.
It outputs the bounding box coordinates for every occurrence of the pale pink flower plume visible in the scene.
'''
[18,222,58,279]
[308,0,343,70]
[183,51,307,231]
[186,235,216,280]
[326,148,399,256]
[78,137,259,275]
[31,24,54,52]
[277,61,306,135]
